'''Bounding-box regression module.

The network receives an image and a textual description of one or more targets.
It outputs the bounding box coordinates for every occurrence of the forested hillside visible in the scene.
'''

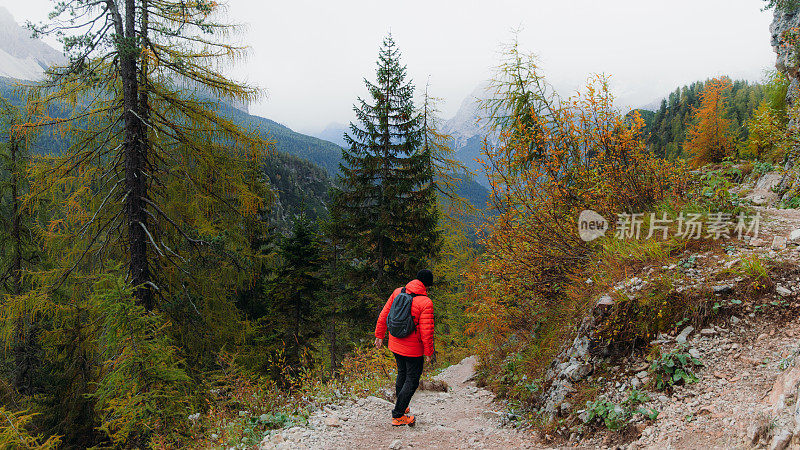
[643,77,772,159]
[0,77,68,154]
[0,77,344,173]
[219,102,344,176]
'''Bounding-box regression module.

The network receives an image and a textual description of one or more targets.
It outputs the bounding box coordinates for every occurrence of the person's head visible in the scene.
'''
[416,269,433,288]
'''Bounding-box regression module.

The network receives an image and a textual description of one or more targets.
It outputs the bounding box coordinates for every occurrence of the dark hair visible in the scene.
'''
[416,269,433,287]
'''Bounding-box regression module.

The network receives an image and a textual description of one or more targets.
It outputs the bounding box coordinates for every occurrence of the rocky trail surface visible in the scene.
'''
[259,356,542,449]
[588,176,800,450]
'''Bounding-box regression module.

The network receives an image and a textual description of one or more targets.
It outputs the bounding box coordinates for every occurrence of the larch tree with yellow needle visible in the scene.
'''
[0,94,42,398]
[420,86,475,221]
[684,77,737,167]
[8,0,273,445]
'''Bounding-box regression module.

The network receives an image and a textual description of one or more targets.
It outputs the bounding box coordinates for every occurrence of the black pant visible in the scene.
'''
[392,352,424,418]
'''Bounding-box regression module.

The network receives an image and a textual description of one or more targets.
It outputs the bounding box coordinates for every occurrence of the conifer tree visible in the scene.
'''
[332,34,439,294]
[764,0,800,11]
[22,0,271,348]
[420,86,474,220]
[684,77,737,167]
[265,215,323,366]
[318,202,359,375]
[0,96,40,396]
[483,38,556,163]
[9,0,272,445]
[745,100,789,161]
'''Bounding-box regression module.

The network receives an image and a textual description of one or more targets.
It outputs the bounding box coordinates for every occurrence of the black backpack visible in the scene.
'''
[386,288,419,338]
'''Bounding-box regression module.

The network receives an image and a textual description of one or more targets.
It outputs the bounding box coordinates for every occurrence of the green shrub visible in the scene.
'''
[752,161,774,178]
[583,389,657,430]
[259,411,293,429]
[781,194,800,209]
[649,345,702,391]
[584,398,629,430]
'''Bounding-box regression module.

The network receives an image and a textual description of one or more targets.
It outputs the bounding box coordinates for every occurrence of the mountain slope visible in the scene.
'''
[0,7,65,80]
[642,78,766,158]
[218,103,343,176]
[1,78,334,228]
[0,8,343,176]
[443,84,495,187]
[442,173,490,211]
[262,152,331,228]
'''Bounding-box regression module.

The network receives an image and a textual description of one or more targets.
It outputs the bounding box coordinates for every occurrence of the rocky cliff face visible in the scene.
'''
[771,6,800,106]
[771,6,800,198]
[443,84,489,150]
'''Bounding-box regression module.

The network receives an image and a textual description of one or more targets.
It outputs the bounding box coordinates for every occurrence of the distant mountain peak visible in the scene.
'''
[311,122,348,148]
[0,7,66,81]
[443,83,491,149]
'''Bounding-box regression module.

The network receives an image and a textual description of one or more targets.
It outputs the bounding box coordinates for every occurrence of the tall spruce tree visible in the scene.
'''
[265,215,323,367]
[332,34,439,297]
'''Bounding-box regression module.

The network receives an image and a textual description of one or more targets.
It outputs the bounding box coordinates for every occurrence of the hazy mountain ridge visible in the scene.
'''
[441,84,496,187]
[219,103,344,176]
[311,122,349,148]
[0,7,65,80]
[442,84,491,148]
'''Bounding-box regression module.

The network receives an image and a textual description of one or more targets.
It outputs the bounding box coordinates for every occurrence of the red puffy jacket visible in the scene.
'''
[374,279,434,357]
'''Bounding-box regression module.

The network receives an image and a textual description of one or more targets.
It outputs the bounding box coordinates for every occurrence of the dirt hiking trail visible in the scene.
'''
[259,356,542,449]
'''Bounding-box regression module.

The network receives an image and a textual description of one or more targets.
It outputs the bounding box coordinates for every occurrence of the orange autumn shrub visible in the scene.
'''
[480,74,684,300]
[466,45,686,401]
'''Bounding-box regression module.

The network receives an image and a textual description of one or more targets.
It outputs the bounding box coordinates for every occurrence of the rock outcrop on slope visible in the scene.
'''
[771,6,800,105]
[769,7,800,200]
[771,5,800,198]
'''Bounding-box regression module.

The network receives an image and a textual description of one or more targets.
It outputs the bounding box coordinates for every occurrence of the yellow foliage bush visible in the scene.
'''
[465,44,686,400]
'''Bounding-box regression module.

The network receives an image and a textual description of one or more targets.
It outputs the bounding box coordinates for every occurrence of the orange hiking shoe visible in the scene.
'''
[392,415,416,426]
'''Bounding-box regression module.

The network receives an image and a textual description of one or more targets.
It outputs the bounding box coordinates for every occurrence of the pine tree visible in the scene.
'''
[332,34,439,293]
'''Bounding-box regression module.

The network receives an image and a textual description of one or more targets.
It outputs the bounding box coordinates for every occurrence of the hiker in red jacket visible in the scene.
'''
[374,269,435,427]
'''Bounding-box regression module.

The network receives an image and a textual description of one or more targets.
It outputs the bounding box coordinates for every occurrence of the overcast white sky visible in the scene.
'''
[6,0,776,134]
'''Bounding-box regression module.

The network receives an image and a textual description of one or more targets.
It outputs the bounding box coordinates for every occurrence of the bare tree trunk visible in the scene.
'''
[118,0,152,309]
[294,293,301,362]
[327,316,338,378]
